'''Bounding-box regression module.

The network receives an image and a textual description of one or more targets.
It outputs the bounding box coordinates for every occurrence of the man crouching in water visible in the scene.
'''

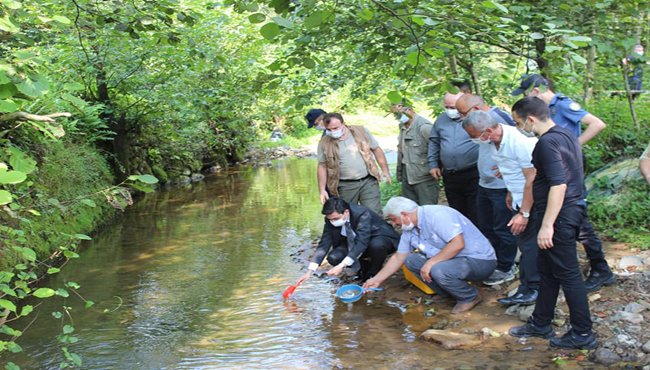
[363,197,496,314]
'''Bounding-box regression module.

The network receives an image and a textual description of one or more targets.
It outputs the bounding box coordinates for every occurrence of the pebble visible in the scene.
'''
[617,311,644,324]
[588,293,601,302]
[619,256,645,269]
[591,348,622,366]
[643,340,650,354]
[625,301,647,314]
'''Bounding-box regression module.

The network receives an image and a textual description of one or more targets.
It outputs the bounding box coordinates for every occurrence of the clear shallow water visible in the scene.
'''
[5,157,582,370]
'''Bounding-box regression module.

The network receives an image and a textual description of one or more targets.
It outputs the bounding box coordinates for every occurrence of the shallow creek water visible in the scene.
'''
[6,158,599,370]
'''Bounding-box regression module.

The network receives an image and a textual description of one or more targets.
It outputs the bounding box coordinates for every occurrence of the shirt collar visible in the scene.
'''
[549,93,564,106]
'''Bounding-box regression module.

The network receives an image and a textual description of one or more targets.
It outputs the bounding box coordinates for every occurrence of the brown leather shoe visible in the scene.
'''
[429,294,453,303]
[451,293,482,314]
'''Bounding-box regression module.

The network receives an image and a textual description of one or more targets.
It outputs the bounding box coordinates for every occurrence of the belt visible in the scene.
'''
[443,165,477,175]
[339,175,372,182]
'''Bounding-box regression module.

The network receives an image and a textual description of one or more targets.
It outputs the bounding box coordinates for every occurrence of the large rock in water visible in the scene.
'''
[421,329,481,349]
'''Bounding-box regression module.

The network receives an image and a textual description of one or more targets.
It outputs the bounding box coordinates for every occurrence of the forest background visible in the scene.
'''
[0,0,649,367]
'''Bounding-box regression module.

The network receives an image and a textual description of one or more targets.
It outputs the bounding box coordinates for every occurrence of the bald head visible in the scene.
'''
[443,92,464,109]
[456,94,488,119]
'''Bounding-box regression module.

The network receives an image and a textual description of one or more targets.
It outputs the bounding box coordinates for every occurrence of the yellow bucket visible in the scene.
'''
[402,265,436,294]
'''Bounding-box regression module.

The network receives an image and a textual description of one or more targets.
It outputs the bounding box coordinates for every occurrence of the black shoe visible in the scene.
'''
[509,320,555,339]
[498,289,538,306]
[584,270,616,293]
[550,331,598,350]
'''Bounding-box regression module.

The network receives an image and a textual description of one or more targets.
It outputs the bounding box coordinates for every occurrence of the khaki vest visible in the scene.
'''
[320,126,380,196]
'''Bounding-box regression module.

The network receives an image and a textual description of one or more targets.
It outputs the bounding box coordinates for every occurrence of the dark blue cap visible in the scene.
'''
[305,109,327,128]
[511,74,548,96]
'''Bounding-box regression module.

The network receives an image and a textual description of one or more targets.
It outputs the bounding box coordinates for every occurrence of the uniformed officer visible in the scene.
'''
[511,74,616,293]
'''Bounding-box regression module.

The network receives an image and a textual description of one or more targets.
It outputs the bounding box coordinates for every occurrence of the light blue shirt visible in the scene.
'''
[397,205,496,261]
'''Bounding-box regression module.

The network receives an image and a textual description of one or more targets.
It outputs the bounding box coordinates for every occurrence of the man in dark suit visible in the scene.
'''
[296,197,399,284]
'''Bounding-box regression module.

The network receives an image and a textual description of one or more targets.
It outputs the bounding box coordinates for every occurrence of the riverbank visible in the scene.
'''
[292,240,650,369]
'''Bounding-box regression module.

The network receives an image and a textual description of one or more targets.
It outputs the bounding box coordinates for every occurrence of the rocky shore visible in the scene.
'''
[292,240,650,369]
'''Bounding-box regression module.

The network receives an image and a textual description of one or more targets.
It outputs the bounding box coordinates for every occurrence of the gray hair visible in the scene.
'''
[382,196,419,217]
[462,110,499,132]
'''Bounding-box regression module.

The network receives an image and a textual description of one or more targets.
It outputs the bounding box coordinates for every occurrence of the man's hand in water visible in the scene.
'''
[363,277,381,290]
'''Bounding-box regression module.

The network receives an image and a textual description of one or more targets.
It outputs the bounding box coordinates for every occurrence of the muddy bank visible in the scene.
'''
[291,240,650,369]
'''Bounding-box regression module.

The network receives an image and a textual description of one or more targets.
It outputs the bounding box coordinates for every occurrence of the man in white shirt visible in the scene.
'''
[462,110,540,306]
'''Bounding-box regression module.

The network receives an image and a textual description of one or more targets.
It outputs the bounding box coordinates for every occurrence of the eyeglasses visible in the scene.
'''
[458,105,478,117]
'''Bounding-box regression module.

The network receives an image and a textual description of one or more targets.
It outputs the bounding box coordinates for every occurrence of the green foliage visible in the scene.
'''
[588,177,650,248]
[380,176,402,206]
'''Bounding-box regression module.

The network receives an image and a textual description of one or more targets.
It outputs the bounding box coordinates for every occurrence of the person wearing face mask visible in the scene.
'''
[508,97,598,350]
[295,197,399,285]
[390,100,439,205]
[305,108,327,132]
[427,92,480,226]
[463,111,541,306]
[363,197,496,314]
[317,113,391,214]
[511,74,615,293]
[455,94,520,287]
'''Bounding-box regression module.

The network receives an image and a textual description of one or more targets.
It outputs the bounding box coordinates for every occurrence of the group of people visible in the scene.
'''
[293,73,628,351]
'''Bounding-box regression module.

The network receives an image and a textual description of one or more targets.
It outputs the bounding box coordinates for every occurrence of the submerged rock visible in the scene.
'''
[421,329,481,350]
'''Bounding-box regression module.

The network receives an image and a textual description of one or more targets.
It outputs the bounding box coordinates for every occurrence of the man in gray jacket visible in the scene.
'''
[391,101,439,205]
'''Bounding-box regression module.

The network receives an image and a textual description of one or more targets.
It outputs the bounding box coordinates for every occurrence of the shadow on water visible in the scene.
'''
[5,157,602,370]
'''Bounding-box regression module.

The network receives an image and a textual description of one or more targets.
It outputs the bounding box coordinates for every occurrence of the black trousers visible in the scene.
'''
[578,207,609,273]
[531,204,593,334]
[327,235,397,278]
[442,166,479,226]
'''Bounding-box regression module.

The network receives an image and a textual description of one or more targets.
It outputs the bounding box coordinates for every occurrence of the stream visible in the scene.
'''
[6,157,579,370]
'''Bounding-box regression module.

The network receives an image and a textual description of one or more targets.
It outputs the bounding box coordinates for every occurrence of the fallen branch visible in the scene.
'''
[0,111,71,124]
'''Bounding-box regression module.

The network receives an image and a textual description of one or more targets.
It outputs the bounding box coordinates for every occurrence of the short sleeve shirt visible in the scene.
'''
[549,93,589,137]
[490,125,538,209]
[532,126,585,211]
[397,205,496,261]
[317,126,379,180]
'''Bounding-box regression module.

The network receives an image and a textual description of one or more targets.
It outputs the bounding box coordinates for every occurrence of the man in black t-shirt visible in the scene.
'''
[507,97,598,350]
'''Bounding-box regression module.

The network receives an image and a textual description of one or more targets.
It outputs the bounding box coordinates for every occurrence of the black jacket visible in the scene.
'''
[312,204,400,265]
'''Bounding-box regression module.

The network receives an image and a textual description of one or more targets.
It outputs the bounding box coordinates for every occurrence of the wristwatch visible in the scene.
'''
[520,211,530,218]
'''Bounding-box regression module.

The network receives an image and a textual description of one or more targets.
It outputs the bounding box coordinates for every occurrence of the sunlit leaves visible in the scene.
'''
[7,147,36,174]
[260,22,280,40]
[387,91,402,104]
[248,13,266,24]
[33,288,55,298]
[16,74,50,97]
[304,11,323,29]
[0,299,17,312]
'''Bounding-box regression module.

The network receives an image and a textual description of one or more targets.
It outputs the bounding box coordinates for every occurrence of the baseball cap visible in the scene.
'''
[305,109,327,128]
[510,74,548,96]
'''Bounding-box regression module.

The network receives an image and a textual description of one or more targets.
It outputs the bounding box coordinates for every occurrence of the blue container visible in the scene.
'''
[336,284,382,303]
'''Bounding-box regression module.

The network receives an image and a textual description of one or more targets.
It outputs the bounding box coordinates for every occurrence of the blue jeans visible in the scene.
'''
[476,186,517,272]
[405,253,496,303]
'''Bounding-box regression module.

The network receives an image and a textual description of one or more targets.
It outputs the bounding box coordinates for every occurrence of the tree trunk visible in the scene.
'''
[621,60,640,129]
[450,55,459,76]
[584,45,596,104]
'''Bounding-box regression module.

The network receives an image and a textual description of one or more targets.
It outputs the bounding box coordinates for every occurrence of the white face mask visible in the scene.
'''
[446,109,460,120]
[397,114,409,124]
[315,125,326,131]
[326,127,344,139]
[470,137,491,145]
[329,213,347,227]
[400,215,415,231]
[518,128,536,138]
